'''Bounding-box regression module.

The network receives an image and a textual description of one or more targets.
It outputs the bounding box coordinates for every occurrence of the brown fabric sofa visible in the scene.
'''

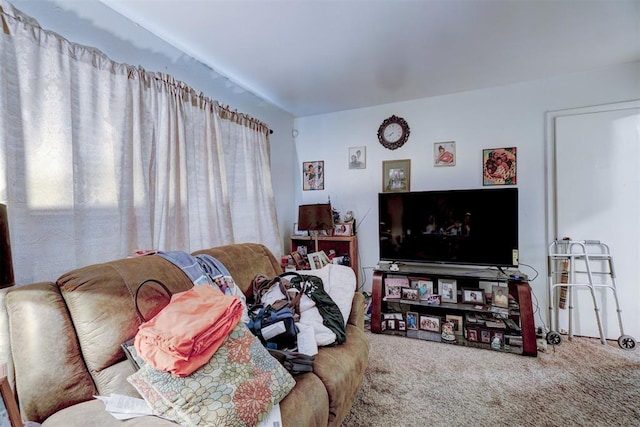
[5,243,369,426]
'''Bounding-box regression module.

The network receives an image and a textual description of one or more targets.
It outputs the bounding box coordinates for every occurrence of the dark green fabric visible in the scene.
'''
[279,272,347,345]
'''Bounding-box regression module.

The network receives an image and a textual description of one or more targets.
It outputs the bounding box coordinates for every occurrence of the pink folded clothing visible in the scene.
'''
[135,285,244,377]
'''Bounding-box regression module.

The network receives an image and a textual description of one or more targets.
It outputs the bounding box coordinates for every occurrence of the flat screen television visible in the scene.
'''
[378,188,518,267]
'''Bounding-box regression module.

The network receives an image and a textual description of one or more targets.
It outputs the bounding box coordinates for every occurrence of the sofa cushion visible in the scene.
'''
[128,322,296,426]
[6,282,97,423]
[41,399,176,427]
[312,324,370,426]
[57,256,194,397]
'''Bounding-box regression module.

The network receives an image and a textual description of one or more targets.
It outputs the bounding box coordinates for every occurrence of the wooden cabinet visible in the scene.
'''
[290,235,358,282]
[371,263,537,356]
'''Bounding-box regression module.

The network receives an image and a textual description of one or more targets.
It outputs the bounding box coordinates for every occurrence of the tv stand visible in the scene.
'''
[371,263,537,356]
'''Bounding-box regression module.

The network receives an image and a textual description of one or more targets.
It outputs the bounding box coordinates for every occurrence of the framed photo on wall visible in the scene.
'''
[483,147,517,186]
[348,146,366,169]
[434,141,456,166]
[303,160,324,190]
[382,159,411,192]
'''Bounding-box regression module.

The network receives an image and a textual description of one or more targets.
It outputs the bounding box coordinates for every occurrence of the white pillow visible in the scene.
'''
[303,263,356,326]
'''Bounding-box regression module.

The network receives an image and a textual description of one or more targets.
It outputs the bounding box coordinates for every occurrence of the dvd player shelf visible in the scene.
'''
[371,263,537,356]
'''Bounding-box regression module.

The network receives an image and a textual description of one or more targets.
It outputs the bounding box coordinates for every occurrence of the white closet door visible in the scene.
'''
[554,105,640,340]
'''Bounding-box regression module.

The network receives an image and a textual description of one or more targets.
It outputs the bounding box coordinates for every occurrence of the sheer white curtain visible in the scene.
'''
[0,1,281,285]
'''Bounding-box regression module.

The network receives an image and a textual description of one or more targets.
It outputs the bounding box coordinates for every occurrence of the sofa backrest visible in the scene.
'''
[6,243,281,423]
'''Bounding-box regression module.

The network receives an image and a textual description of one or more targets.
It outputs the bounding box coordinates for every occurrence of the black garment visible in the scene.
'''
[279,271,347,345]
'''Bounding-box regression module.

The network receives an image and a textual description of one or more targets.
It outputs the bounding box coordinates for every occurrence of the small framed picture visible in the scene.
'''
[424,294,441,306]
[303,160,325,191]
[385,277,410,287]
[410,277,434,300]
[462,288,486,304]
[445,314,464,336]
[434,141,456,166]
[492,285,509,308]
[382,159,411,192]
[467,329,478,342]
[480,329,491,343]
[482,147,517,186]
[385,284,403,299]
[401,287,419,301]
[334,222,353,236]
[398,320,406,331]
[290,251,305,270]
[387,319,396,330]
[406,312,419,330]
[419,315,441,332]
[348,146,366,169]
[438,278,457,303]
[0,376,22,427]
[292,222,307,236]
[307,251,328,270]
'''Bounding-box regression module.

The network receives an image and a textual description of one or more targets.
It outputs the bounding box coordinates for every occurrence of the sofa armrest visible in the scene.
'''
[347,292,365,331]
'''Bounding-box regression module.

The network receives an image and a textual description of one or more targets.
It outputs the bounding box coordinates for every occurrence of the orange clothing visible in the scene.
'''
[135,285,243,377]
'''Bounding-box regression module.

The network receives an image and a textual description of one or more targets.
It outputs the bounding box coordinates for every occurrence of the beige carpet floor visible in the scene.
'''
[342,331,640,427]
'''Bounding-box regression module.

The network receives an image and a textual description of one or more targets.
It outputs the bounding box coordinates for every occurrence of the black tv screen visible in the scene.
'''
[378,188,518,267]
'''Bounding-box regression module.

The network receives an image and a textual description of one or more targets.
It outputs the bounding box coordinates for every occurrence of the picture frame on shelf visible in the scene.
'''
[348,146,366,169]
[303,160,325,191]
[480,329,491,344]
[290,251,305,270]
[445,314,464,336]
[461,288,486,304]
[385,284,403,299]
[382,159,411,192]
[334,222,353,236]
[410,277,434,300]
[434,141,456,166]
[0,376,21,427]
[424,294,441,306]
[401,287,419,301]
[292,222,307,236]
[419,315,441,333]
[438,278,457,303]
[467,329,478,342]
[492,285,509,308]
[307,251,329,270]
[398,320,406,331]
[406,312,419,330]
[385,277,410,287]
[387,319,396,330]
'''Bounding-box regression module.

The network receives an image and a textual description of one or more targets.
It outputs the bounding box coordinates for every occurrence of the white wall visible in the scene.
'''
[293,61,640,324]
[9,0,298,253]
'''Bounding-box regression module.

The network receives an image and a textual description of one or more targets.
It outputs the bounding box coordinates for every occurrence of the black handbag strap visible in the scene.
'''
[134,278,172,322]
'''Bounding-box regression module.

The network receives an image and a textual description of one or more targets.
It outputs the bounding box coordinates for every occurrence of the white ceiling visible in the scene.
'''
[98,0,640,117]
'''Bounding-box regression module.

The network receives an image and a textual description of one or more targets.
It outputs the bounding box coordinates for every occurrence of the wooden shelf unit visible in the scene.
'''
[290,235,358,282]
[371,263,537,356]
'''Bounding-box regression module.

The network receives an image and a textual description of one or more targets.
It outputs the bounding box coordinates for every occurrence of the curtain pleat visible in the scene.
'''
[0,0,281,284]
